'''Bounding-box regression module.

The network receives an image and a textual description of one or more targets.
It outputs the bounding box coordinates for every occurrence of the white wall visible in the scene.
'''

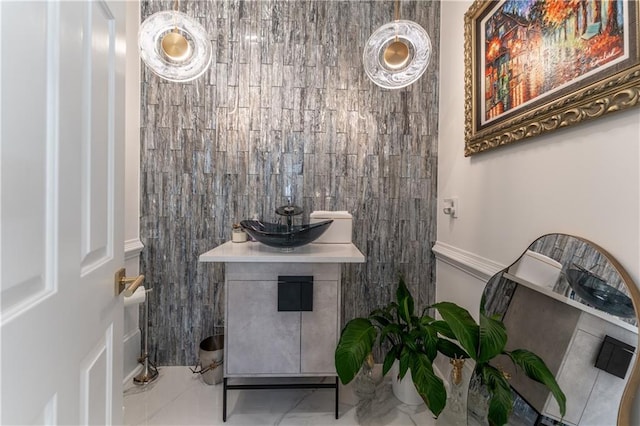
[436,0,640,423]
[124,0,142,258]
[123,0,143,383]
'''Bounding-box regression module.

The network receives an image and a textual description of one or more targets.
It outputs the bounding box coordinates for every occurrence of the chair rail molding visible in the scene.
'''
[124,238,144,261]
[432,241,505,283]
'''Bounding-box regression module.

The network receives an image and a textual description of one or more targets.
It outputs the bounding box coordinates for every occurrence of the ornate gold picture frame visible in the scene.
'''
[464,0,640,156]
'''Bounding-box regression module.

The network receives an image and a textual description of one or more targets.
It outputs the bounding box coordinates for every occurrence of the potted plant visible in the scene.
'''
[334,277,566,425]
[334,277,471,416]
[434,299,566,425]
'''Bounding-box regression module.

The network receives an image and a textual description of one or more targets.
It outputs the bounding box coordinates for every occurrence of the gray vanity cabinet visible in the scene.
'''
[224,263,340,377]
[198,241,365,421]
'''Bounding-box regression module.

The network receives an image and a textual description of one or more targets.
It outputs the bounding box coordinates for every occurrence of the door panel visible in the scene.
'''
[80,325,114,425]
[1,0,57,323]
[32,395,58,425]
[1,1,126,424]
[301,280,338,374]
[226,280,301,375]
[81,1,115,273]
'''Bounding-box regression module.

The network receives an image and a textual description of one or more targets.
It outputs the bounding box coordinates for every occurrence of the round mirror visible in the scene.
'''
[467,234,639,425]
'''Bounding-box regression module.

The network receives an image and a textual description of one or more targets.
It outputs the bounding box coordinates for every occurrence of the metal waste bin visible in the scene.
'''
[191,335,224,385]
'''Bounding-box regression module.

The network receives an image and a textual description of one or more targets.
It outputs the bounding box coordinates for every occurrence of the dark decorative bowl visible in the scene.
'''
[566,266,635,318]
[240,219,333,250]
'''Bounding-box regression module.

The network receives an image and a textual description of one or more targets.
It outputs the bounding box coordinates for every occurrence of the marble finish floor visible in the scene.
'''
[123,367,465,426]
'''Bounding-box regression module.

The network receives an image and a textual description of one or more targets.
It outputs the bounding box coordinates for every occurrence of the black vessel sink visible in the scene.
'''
[240,219,333,250]
[566,266,635,318]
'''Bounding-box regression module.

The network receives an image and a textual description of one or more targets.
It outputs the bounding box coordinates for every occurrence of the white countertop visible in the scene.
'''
[198,241,366,263]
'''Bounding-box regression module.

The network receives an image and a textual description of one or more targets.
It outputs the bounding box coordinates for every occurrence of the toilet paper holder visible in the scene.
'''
[114,268,145,296]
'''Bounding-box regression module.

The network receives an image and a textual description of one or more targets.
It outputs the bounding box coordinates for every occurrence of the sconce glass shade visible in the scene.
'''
[363,20,431,89]
[138,10,212,82]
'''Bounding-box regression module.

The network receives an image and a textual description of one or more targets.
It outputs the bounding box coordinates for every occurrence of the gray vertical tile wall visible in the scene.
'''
[140,0,440,365]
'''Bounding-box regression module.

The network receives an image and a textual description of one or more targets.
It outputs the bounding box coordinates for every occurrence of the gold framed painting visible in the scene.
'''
[464,0,640,156]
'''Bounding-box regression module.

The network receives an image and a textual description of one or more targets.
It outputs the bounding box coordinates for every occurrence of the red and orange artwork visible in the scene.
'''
[482,0,626,123]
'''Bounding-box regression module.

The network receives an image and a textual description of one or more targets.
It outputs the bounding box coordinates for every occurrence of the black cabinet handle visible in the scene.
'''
[278,276,313,312]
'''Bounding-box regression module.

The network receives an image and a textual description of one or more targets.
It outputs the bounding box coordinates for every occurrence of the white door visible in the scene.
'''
[1,0,126,424]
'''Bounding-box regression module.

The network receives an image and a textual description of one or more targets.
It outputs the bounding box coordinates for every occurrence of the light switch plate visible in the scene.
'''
[443,197,459,218]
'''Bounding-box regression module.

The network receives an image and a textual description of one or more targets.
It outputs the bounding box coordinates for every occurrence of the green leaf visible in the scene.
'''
[398,346,411,379]
[406,326,422,341]
[374,303,399,324]
[402,338,419,352]
[396,277,415,324]
[433,302,479,360]
[369,307,393,322]
[421,326,439,361]
[436,338,470,359]
[478,312,507,363]
[334,318,377,384]
[382,347,399,377]
[369,314,391,328]
[430,320,456,339]
[379,323,404,346]
[410,315,421,328]
[481,365,513,426]
[420,305,435,319]
[410,353,447,418]
[420,311,435,323]
[507,349,566,416]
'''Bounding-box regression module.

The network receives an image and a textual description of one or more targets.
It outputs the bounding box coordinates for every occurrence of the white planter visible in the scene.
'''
[390,361,424,406]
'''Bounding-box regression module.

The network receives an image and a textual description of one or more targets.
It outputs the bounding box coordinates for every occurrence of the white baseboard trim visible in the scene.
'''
[123,327,140,342]
[432,241,505,282]
[123,364,143,386]
[124,238,144,261]
[123,329,142,383]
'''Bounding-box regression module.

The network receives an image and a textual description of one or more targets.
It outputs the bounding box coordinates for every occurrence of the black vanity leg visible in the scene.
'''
[334,377,339,419]
[223,378,228,422]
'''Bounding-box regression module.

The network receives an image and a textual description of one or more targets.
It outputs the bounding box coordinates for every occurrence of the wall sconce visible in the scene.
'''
[363,0,431,89]
[138,0,212,82]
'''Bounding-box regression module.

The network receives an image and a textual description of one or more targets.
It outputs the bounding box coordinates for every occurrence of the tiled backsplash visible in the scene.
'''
[140,0,440,365]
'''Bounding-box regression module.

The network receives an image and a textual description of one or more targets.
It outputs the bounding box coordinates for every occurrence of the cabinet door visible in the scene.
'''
[226,280,300,375]
[301,280,338,374]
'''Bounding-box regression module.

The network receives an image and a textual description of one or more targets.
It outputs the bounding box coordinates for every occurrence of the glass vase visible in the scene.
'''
[448,357,466,414]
